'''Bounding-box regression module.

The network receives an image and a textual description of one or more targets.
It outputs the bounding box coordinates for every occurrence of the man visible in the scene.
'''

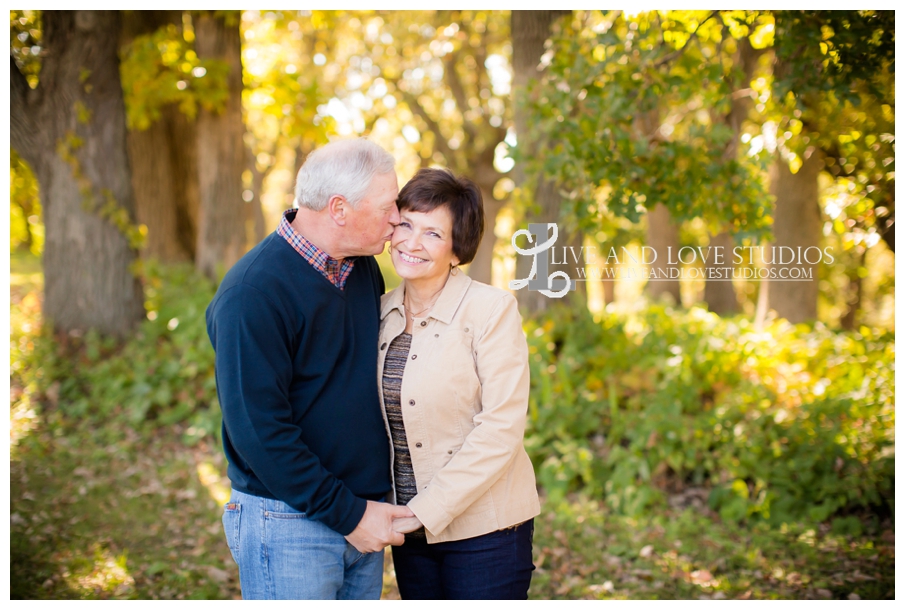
[206,138,413,599]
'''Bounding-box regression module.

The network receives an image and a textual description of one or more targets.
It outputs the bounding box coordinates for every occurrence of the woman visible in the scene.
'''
[377,168,540,599]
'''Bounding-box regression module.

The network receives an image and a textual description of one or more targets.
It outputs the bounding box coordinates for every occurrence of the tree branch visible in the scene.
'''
[473,21,490,97]
[443,49,478,142]
[398,89,458,165]
[465,16,509,155]
[655,12,666,48]
[653,10,720,68]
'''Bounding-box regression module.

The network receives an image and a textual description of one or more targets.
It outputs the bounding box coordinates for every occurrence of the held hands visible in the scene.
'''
[345,501,414,553]
[392,515,423,534]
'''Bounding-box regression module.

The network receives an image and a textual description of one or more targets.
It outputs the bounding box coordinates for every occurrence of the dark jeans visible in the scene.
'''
[391,519,535,600]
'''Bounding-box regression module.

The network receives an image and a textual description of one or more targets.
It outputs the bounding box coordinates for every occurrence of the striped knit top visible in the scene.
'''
[381,332,425,538]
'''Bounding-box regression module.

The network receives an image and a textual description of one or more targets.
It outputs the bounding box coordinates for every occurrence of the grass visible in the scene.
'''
[10,411,894,600]
[529,497,894,600]
[9,253,895,599]
[10,418,237,599]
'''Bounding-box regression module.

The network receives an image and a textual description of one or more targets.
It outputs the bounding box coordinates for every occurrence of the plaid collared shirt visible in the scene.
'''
[277,208,355,289]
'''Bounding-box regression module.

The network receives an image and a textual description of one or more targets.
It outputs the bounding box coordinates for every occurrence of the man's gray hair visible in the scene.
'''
[294,138,396,211]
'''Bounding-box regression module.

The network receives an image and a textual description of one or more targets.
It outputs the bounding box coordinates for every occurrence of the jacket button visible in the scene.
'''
[464,328,469,332]
[447,449,453,454]
[380,342,387,350]
[415,442,422,448]
[420,321,427,327]
[411,354,417,360]
[409,399,415,406]
[434,334,439,338]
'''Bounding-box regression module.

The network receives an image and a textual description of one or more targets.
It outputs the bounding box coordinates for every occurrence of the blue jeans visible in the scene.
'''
[391,519,535,599]
[222,489,385,599]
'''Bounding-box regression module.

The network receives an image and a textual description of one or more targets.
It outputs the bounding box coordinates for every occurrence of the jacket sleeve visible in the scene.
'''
[406,292,530,535]
[207,283,366,535]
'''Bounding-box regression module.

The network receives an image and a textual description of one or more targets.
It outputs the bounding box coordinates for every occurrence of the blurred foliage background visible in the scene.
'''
[9,9,894,600]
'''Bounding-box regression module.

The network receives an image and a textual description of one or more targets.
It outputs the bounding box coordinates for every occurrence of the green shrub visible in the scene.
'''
[12,261,894,528]
[524,303,894,526]
[12,261,221,445]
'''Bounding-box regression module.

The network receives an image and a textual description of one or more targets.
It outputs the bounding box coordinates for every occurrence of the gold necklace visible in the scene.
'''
[404,288,442,318]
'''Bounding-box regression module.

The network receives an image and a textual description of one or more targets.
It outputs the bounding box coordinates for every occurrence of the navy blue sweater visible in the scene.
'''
[206,231,391,535]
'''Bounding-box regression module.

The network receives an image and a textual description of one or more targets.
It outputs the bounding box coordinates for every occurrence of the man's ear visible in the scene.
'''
[327,195,347,225]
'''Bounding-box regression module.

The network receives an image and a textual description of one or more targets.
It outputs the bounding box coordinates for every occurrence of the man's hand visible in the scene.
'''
[392,515,423,534]
[345,501,414,553]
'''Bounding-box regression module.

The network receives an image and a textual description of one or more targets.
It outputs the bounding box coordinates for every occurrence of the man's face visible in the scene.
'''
[342,171,400,257]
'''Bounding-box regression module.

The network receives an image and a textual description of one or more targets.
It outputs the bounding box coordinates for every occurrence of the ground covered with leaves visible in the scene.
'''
[9,413,894,599]
[10,418,237,599]
[530,498,893,600]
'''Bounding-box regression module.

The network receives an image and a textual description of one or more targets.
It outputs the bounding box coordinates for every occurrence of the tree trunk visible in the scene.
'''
[10,11,144,338]
[121,10,197,263]
[247,147,268,247]
[703,36,756,316]
[704,231,739,315]
[767,150,824,323]
[250,165,268,246]
[127,113,187,262]
[165,104,201,259]
[467,190,504,285]
[753,265,770,330]
[194,11,247,281]
[511,10,573,314]
[645,203,682,304]
[839,249,866,330]
[601,259,616,305]
[459,148,505,286]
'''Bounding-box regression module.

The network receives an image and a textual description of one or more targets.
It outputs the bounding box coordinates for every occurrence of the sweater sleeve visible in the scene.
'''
[207,283,366,535]
[406,292,531,535]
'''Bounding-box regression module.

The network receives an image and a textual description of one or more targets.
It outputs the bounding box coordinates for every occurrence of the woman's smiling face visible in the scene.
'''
[390,205,459,284]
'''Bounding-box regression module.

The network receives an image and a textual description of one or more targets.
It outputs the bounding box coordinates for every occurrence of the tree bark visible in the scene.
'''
[753,263,770,330]
[704,231,739,315]
[645,203,682,304]
[121,10,197,264]
[10,11,144,338]
[467,189,504,285]
[194,11,247,281]
[839,249,866,330]
[601,258,616,305]
[767,150,824,323]
[126,110,187,262]
[511,10,573,314]
[165,104,201,260]
[248,152,268,247]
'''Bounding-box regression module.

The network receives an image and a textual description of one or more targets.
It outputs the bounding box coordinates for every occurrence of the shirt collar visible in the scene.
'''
[278,209,334,261]
[277,208,355,288]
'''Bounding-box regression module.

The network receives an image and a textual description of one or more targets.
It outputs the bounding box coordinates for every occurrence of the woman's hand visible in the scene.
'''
[392,515,423,534]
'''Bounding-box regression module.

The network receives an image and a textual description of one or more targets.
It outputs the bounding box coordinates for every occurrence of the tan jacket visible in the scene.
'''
[377,270,541,543]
